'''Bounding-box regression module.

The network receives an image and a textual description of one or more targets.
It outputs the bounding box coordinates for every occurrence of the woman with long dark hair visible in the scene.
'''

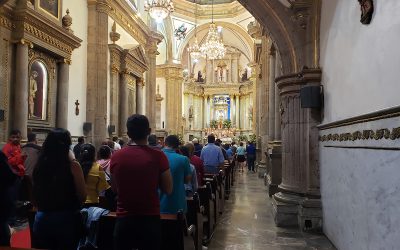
[32,128,86,249]
[78,144,109,207]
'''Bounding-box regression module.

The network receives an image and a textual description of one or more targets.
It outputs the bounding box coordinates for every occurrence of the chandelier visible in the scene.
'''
[187,0,201,62]
[199,0,226,60]
[144,0,174,23]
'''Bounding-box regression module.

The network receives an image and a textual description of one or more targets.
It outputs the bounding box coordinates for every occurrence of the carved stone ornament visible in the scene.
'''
[358,0,374,25]
[62,9,73,33]
[110,21,121,44]
[319,127,400,142]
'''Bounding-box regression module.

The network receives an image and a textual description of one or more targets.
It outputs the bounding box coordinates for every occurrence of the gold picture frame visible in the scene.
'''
[36,0,62,21]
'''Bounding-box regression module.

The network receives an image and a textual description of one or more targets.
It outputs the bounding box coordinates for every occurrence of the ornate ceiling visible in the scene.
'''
[185,0,236,5]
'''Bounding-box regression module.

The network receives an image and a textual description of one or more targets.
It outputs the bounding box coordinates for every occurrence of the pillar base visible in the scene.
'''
[266,146,282,197]
[272,192,322,232]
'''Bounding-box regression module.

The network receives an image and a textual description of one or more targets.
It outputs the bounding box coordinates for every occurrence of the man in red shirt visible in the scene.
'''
[110,114,172,250]
[2,129,26,227]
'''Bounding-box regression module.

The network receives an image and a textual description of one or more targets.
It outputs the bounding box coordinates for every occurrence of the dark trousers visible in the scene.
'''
[7,177,21,225]
[114,215,161,250]
[247,154,255,171]
[160,219,184,250]
[33,211,80,250]
[0,221,10,246]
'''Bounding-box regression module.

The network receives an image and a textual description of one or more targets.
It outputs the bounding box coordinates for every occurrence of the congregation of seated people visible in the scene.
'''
[0,114,240,250]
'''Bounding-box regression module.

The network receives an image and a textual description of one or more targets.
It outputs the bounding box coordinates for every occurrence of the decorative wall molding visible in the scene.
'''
[319,106,400,130]
[319,127,400,142]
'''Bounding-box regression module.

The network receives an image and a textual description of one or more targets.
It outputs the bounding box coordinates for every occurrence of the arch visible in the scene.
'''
[177,21,255,62]
[237,0,307,74]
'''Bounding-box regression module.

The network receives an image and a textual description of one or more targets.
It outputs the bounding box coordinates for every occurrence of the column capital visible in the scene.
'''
[13,39,33,48]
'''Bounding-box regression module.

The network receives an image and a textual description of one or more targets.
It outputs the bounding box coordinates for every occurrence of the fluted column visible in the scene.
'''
[136,78,144,114]
[145,42,158,130]
[268,45,276,141]
[119,72,129,137]
[14,42,29,139]
[272,69,322,228]
[56,60,70,129]
[235,95,240,128]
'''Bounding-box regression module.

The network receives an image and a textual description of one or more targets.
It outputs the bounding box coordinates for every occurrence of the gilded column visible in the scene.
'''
[56,60,70,129]
[119,72,129,137]
[136,78,144,114]
[86,1,110,146]
[14,41,29,139]
[268,44,276,141]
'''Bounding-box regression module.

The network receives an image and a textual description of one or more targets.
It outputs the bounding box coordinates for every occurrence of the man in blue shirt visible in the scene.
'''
[200,134,225,174]
[161,135,192,250]
[246,141,256,172]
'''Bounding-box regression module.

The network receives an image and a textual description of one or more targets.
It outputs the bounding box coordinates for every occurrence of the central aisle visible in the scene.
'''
[208,171,336,250]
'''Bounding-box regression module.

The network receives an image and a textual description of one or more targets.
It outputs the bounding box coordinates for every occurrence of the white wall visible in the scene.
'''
[320,1,400,249]
[320,0,400,124]
[64,0,87,137]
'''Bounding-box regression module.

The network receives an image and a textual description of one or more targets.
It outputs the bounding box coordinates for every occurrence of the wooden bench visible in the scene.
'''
[187,193,204,250]
[203,175,220,224]
[197,182,215,243]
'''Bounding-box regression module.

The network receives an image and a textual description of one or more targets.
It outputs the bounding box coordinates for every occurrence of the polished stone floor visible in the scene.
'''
[208,170,336,250]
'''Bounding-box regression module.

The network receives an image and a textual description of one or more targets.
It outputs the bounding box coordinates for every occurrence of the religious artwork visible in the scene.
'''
[241,68,248,82]
[38,0,60,19]
[174,24,187,40]
[188,105,194,119]
[29,60,49,120]
[358,0,374,25]
[196,71,204,82]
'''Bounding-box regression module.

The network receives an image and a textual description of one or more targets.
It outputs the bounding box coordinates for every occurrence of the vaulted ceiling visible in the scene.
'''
[185,0,236,5]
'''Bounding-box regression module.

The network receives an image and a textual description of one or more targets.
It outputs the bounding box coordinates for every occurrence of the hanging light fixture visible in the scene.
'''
[144,0,174,23]
[199,0,226,60]
[187,0,201,62]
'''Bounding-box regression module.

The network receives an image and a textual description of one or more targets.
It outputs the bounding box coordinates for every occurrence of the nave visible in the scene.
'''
[209,173,335,250]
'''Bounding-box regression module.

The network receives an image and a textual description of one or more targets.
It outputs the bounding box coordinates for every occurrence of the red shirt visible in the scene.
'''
[110,145,169,217]
[2,142,25,177]
[190,155,205,186]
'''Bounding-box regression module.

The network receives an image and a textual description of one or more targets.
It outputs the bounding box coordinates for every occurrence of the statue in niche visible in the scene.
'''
[241,68,248,82]
[29,71,38,118]
[358,0,374,25]
[188,105,194,119]
[248,105,253,120]
[196,71,204,83]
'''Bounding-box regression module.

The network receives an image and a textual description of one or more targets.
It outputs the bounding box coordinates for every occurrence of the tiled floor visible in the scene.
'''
[207,171,336,250]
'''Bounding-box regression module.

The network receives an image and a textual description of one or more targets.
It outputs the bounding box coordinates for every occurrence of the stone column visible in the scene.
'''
[232,55,239,83]
[184,93,189,129]
[272,68,322,231]
[206,60,213,84]
[268,44,276,142]
[274,57,282,141]
[164,65,183,134]
[235,95,240,128]
[229,95,234,121]
[155,85,163,129]
[14,42,29,139]
[56,60,70,129]
[109,45,121,135]
[145,41,158,131]
[260,36,270,164]
[203,95,208,128]
[119,72,129,137]
[86,1,109,146]
[136,78,144,114]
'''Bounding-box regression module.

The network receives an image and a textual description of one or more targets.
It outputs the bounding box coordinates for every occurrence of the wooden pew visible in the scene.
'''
[97,212,116,250]
[197,182,215,243]
[224,162,231,198]
[187,193,204,250]
[217,170,225,214]
[203,175,220,224]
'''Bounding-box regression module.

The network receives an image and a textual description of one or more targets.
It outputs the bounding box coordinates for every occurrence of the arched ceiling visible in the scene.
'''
[185,0,235,4]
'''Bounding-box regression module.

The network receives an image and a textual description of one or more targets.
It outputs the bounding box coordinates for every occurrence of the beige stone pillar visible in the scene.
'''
[203,95,207,128]
[86,1,109,146]
[56,60,70,129]
[136,79,144,114]
[268,45,276,141]
[272,68,322,229]
[229,95,234,122]
[232,55,239,83]
[119,72,129,137]
[109,45,122,135]
[164,65,183,134]
[260,36,270,164]
[274,56,282,141]
[14,42,29,139]
[155,85,163,129]
[145,42,158,130]
[235,95,240,128]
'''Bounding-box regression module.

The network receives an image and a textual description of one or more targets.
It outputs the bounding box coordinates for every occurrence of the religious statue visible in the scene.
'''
[358,0,374,25]
[188,105,194,119]
[29,71,38,118]
[248,105,253,120]
[197,71,204,82]
[241,68,248,82]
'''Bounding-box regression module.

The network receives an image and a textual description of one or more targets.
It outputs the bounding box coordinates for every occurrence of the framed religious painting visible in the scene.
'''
[37,0,61,21]
[28,60,49,121]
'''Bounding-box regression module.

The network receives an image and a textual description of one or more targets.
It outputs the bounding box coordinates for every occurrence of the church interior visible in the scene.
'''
[1,0,399,249]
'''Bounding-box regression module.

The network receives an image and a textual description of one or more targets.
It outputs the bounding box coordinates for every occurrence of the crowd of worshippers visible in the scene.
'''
[0,114,257,250]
